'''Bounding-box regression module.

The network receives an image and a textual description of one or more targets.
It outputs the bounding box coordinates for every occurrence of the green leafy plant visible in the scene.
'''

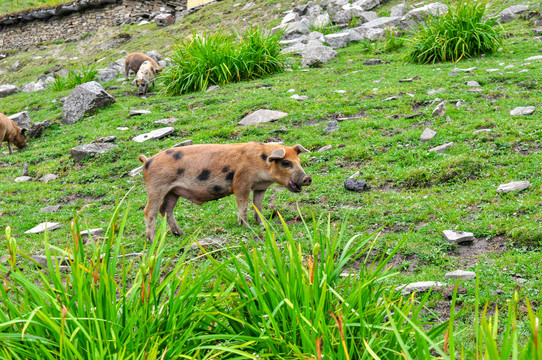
[160,27,289,95]
[50,64,98,91]
[402,1,503,64]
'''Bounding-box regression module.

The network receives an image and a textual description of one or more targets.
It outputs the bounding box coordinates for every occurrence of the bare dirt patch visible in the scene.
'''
[447,236,508,267]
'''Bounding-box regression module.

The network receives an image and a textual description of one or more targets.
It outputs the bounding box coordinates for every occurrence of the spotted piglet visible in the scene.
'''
[138,142,312,243]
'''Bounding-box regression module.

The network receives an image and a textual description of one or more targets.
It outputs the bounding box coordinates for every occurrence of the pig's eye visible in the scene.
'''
[281,160,292,168]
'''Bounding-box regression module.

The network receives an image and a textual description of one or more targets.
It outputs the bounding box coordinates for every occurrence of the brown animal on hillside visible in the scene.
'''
[133,60,156,96]
[0,113,27,155]
[124,52,161,79]
[138,142,312,243]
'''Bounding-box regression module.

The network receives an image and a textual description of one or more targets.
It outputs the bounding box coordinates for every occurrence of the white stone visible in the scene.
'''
[154,118,178,125]
[395,281,445,295]
[510,106,535,116]
[429,142,454,153]
[132,127,174,143]
[324,32,351,48]
[420,128,437,142]
[467,81,481,87]
[238,109,288,126]
[173,140,194,147]
[445,270,476,280]
[25,222,62,234]
[14,176,32,183]
[129,109,151,117]
[473,129,492,135]
[117,127,129,131]
[443,230,475,244]
[486,69,500,73]
[290,94,308,101]
[496,181,530,193]
[427,87,445,95]
[432,102,446,117]
[80,228,104,238]
[318,145,333,152]
[40,174,57,183]
[525,55,542,61]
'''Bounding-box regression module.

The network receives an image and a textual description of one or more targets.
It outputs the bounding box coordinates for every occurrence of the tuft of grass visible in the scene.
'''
[50,64,98,91]
[402,1,503,64]
[160,27,289,95]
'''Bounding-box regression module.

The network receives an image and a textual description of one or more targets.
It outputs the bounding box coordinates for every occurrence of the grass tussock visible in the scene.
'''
[50,65,98,91]
[403,1,503,64]
[160,27,289,95]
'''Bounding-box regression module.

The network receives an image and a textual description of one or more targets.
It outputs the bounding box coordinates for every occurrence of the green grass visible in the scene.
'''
[49,65,98,91]
[0,0,541,355]
[0,0,71,14]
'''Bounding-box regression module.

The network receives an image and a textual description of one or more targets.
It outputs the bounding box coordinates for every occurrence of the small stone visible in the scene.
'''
[61,82,115,125]
[432,102,446,117]
[472,129,492,135]
[132,127,174,143]
[117,127,129,131]
[445,270,476,280]
[40,174,58,183]
[154,118,178,125]
[467,80,481,87]
[242,2,255,10]
[363,58,382,66]
[396,281,444,295]
[525,55,542,61]
[496,181,530,194]
[427,88,445,95]
[25,222,62,234]
[383,95,401,101]
[206,85,220,92]
[510,106,535,116]
[70,143,117,163]
[39,205,61,213]
[486,68,500,73]
[317,145,333,152]
[129,166,143,177]
[429,142,454,153]
[173,140,194,147]
[324,120,339,134]
[14,176,32,183]
[344,171,370,192]
[129,109,151,117]
[188,237,227,251]
[458,67,477,73]
[238,109,288,126]
[80,228,104,238]
[443,230,475,244]
[420,128,437,142]
[399,75,420,82]
[290,94,309,101]
[287,89,296,93]
[515,277,527,284]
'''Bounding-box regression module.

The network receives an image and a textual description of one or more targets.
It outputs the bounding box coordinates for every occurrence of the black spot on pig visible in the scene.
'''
[166,149,174,155]
[197,169,210,181]
[208,185,226,196]
[177,168,185,176]
[222,166,230,173]
[173,151,183,160]
[226,171,235,182]
[261,153,268,161]
[145,158,153,170]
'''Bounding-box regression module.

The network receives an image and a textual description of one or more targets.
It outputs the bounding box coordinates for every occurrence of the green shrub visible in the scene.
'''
[161,27,289,95]
[50,64,98,91]
[402,1,503,64]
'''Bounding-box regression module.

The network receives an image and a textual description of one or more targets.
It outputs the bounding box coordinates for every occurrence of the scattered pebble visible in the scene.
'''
[396,281,444,295]
[323,120,339,134]
[429,142,454,153]
[25,222,62,234]
[129,109,151,117]
[510,106,535,116]
[496,181,530,194]
[14,176,32,183]
[431,102,446,117]
[290,94,308,101]
[445,270,476,280]
[344,171,370,192]
[443,230,475,244]
[317,145,333,152]
[420,128,437,142]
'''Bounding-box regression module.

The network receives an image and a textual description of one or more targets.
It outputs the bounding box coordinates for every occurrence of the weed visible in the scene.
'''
[50,64,98,91]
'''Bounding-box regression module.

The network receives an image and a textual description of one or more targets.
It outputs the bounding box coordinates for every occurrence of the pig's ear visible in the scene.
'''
[292,144,310,154]
[20,128,27,137]
[267,148,286,162]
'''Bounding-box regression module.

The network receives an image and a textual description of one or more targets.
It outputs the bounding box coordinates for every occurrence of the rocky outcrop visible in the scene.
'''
[62,81,115,125]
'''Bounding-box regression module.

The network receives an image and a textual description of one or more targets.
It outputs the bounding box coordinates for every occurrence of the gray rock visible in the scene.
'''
[129,166,143,177]
[94,136,116,143]
[510,106,535,116]
[332,11,349,24]
[306,39,324,48]
[324,120,339,134]
[40,174,58,183]
[80,228,104,238]
[363,58,382,66]
[301,46,338,67]
[39,205,61,213]
[354,0,380,11]
[429,142,454,153]
[341,4,365,20]
[154,117,178,125]
[344,171,370,192]
[496,181,530,193]
[8,111,32,130]
[173,140,194,147]
[457,67,477,73]
[62,82,115,125]
[25,222,62,234]
[396,281,445,295]
[31,255,68,267]
[0,84,21,98]
[473,129,492,135]
[308,31,325,42]
[401,2,448,30]
[281,42,306,54]
[432,102,446,117]
[281,18,312,39]
[443,230,475,244]
[14,176,32,183]
[525,55,542,61]
[290,94,309,101]
[97,68,118,83]
[239,109,288,126]
[129,109,151,117]
[445,270,476,280]
[70,143,118,163]
[188,237,227,251]
[132,127,175,142]
[158,60,167,68]
[22,79,47,92]
[324,32,351,48]
[359,11,378,22]
[12,60,21,70]
[312,13,331,28]
[154,13,175,26]
[242,2,255,10]
[399,75,420,83]
[467,80,481,87]
[318,145,333,152]
[146,50,162,62]
[362,16,401,29]
[206,85,220,92]
[427,88,446,95]
[281,11,300,25]
[498,5,530,23]
[390,3,408,17]
[420,128,437,142]
[365,28,385,40]
[108,58,125,74]
[343,28,365,42]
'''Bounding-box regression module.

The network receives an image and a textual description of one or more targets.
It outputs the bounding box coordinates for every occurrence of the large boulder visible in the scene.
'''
[324,32,351,48]
[22,79,47,92]
[146,50,162,62]
[401,2,448,30]
[301,45,338,67]
[0,84,20,98]
[62,82,115,125]
[362,16,401,29]
[8,111,32,130]
[353,0,380,11]
[97,68,118,83]
[108,58,125,75]
[274,18,311,39]
[70,143,117,163]
[498,5,530,23]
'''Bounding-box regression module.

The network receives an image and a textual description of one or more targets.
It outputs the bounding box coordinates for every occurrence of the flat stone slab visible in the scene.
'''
[396,281,445,295]
[80,228,104,238]
[154,118,178,125]
[420,128,437,142]
[497,181,530,193]
[129,109,151,117]
[443,230,475,244]
[132,127,174,143]
[39,205,61,213]
[429,142,454,153]
[173,140,194,147]
[40,174,58,183]
[25,222,62,234]
[188,237,227,251]
[290,94,308,101]
[445,270,476,280]
[14,176,32,183]
[318,145,333,152]
[238,109,288,126]
[510,106,535,116]
[432,102,446,116]
[467,81,481,87]
[70,143,117,163]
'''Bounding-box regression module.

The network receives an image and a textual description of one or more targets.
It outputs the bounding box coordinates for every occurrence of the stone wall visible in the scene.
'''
[0,0,187,50]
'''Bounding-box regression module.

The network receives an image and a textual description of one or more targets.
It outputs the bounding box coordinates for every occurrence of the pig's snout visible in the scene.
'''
[302,176,312,186]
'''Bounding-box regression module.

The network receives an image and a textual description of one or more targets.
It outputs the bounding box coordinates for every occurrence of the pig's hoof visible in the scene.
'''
[171,228,184,236]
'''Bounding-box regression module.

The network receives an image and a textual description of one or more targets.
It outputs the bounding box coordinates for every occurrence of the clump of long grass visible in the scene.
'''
[403,1,503,64]
[50,64,97,91]
[160,27,289,95]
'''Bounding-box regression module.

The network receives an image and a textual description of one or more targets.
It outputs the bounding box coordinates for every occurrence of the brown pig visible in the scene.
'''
[133,60,156,95]
[0,113,27,155]
[124,52,161,79]
[138,142,312,242]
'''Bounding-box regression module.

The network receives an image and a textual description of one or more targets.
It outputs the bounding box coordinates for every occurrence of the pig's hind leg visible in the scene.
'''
[144,190,162,243]
[253,189,267,224]
[160,191,184,236]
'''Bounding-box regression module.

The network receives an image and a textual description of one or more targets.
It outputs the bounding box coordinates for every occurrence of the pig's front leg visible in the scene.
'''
[235,187,251,225]
[253,189,266,223]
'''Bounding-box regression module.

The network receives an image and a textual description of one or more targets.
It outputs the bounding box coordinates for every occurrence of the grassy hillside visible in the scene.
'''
[0,0,70,14]
[1,0,542,350]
